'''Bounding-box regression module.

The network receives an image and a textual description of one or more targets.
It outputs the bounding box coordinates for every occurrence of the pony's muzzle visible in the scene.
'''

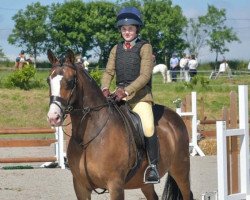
[47,113,62,126]
[47,103,63,126]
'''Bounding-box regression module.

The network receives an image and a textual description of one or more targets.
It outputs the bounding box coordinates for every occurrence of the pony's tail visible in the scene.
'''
[162,174,182,200]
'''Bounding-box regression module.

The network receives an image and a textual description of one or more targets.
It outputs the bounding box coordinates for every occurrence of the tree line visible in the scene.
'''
[5,0,239,67]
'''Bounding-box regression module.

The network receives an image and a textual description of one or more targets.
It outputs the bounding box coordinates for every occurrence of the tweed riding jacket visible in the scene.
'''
[101,39,154,104]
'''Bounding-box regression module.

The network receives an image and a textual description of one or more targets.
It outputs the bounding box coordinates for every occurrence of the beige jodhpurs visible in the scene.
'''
[132,102,154,137]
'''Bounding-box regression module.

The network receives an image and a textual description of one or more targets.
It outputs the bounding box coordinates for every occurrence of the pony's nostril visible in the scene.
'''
[47,112,61,124]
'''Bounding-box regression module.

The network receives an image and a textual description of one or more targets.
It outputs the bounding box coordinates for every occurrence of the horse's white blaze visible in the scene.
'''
[47,74,63,125]
[51,74,63,96]
[153,64,168,83]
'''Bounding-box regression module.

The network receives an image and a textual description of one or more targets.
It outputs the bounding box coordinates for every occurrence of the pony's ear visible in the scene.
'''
[65,49,75,64]
[47,49,58,65]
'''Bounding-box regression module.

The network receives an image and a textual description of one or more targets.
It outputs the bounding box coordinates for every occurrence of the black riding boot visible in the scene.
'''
[144,133,160,184]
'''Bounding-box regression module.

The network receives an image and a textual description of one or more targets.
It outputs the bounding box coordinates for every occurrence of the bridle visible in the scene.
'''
[49,63,77,120]
[48,62,112,134]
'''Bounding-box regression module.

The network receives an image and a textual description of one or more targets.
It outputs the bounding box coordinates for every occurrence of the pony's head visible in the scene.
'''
[47,49,78,126]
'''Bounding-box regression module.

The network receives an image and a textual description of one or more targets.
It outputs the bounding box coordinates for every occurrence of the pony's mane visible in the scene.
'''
[75,64,102,94]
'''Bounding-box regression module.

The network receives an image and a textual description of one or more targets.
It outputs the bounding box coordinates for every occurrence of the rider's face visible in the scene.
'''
[120,25,137,42]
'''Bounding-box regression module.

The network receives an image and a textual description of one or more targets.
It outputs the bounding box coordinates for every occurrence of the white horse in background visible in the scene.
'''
[153,64,171,83]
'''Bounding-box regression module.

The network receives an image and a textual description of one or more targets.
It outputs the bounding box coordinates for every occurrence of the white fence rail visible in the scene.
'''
[217,85,250,200]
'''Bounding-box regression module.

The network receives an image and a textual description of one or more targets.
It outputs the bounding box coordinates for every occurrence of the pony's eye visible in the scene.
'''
[67,78,75,89]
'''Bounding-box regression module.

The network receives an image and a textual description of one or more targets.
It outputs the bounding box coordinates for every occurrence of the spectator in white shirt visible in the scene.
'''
[219,59,230,73]
[188,54,198,79]
[216,58,231,78]
[75,54,89,71]
[179,53,190,82]
[83,57,89,71]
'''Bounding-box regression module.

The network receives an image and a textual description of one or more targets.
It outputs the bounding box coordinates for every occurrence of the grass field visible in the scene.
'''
[0,69,250,129]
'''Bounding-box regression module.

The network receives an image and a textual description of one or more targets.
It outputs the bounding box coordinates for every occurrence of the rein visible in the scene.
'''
[68,101,112,149]
[70,102,112,195]
[58,98,112,195]
[71,100,114,195]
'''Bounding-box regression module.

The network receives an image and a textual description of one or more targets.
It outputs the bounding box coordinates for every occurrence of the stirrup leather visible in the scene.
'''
[143,164,160,184]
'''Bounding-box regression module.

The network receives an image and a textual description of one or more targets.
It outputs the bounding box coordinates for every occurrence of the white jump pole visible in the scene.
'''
[55,127,59,162]
[56,126,65,169]
[40,126,65,169]
[176,91,205,156]
[217,85,250,200]
[239,85,250,199]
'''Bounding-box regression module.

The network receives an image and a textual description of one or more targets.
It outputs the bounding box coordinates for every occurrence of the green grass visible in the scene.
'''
[0,88,50,128]
[0,70,250,129]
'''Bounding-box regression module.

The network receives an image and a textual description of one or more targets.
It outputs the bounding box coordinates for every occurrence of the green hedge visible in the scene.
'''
[3,65,44,90]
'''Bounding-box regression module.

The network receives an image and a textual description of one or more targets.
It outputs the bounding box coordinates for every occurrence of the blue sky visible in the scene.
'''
[0,0,250,62]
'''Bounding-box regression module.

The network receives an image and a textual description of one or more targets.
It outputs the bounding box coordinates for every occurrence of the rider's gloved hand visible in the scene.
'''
[114,88,128,102]
[102,88,111,98]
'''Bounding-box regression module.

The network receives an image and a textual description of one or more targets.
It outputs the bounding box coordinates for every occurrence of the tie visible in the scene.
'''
[125,42,131,49]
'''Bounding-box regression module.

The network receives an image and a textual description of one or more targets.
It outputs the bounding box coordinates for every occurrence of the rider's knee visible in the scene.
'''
[144,125,154,137]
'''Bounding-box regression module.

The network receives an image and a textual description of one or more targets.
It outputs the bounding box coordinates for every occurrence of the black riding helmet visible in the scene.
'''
[116,7,143,28]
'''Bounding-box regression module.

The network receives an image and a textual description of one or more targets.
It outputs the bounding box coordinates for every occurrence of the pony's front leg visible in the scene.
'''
[73,177,92,200]
[108,179,125,200]
[141,184,158,200]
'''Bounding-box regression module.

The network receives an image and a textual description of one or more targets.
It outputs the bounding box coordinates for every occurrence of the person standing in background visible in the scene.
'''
[75,53,89,71]
[179,53,190,82]
[216,58,232,79]
[169,53,179,82]
[188,54,198,79]
[218,58,230,73]
[15,50,26,69]
[83,57,89,71]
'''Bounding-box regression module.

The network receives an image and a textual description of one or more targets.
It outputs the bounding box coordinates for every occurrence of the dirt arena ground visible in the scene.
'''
[0,147,217,200]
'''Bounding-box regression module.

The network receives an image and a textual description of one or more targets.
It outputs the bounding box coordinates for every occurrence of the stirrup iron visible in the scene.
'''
[143,164,160,184]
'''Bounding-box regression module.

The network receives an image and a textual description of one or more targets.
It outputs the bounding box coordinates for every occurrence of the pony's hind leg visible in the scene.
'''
[169,164,192,200]
[73,177,91,200]
[162,72,166,83]
[141,184,158,200]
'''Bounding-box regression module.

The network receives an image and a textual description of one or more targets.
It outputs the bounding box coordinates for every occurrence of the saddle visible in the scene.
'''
[112,100,165,182]
[118,102,145,149]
